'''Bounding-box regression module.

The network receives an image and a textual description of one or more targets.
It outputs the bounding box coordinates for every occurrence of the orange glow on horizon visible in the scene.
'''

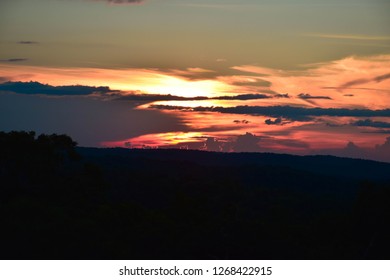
[102,132,205,148]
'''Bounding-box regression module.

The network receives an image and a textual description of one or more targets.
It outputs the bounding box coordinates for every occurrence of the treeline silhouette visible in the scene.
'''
[0,131,389,259]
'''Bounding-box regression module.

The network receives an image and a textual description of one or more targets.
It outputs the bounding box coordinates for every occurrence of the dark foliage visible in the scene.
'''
[1,131,390,259]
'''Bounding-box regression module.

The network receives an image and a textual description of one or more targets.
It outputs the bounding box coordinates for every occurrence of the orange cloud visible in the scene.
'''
[232,55,390,109]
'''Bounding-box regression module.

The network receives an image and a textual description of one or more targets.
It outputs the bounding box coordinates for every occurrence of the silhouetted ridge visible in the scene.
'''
[1,131,390,259]
[78,147,390,181]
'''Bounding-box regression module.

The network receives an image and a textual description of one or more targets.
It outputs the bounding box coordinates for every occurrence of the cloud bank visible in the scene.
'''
[1,81,286,102]
[351,119,390,128]
[149,105,390,122]
[0,81,111,96]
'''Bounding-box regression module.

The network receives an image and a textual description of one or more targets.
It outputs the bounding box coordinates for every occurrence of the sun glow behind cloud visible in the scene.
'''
[2,54,390,107]
[102,132,205,148]
[0,64,231,98]
[148,76,225,98]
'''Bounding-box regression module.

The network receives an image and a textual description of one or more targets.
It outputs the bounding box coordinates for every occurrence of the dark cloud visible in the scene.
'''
[17,41,39,45]
[199,132,310,153]
[265,117,284,125]
[297,93,332,100]
[313,137,390,163]
[118,93,276,102]
[0,77,9,83]
[362,129,390,134]
[0,81,112,96]
[340,78,370,89]
[376,137,390,151]
[345,141,359,151]
[149,105,390,122]
[233,120,250,124]
[325,123,344,128]
[91,0,145,5]
[0,58,28,62]
[229,133,309,152]
[233,132,261,152]
[339,72,390,90]
[344,137,390,162]
[117,93,205,102]
[344,94,354,97]
[297,93,332,106]
[373,73,390,83]
[213,94,271,100]
[275,93,290,98]
[351,119,390,128]
[200,133,263,153]
[0,92,186,147]
[204,137,221,152]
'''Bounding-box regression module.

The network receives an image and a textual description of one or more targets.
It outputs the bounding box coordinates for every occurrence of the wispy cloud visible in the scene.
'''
[297,93,332,100]
[0,58,28,63]
[17,41,39,45]
[339,72,390,90]
[265,117,286,126]
[233,55,390,110]
[351,119,390,129]
[297,93,332,106]
[216,58,227,63]
[159,67,217,81]
[180,3,249,10]
[90,0,145,5]
[305,33,390,41]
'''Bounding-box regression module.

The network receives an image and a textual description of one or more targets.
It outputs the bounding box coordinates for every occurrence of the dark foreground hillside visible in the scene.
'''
[1,131,390,259]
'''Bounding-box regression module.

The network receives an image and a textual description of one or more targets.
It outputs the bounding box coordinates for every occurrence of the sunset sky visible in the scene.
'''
[1,0,390,161]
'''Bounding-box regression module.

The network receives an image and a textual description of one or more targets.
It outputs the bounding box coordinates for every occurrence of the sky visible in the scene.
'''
[1,0,390,161]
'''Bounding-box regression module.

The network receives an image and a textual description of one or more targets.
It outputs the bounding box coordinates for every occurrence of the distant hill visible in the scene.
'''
[78,147,390,182]
[1,132,390,259]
